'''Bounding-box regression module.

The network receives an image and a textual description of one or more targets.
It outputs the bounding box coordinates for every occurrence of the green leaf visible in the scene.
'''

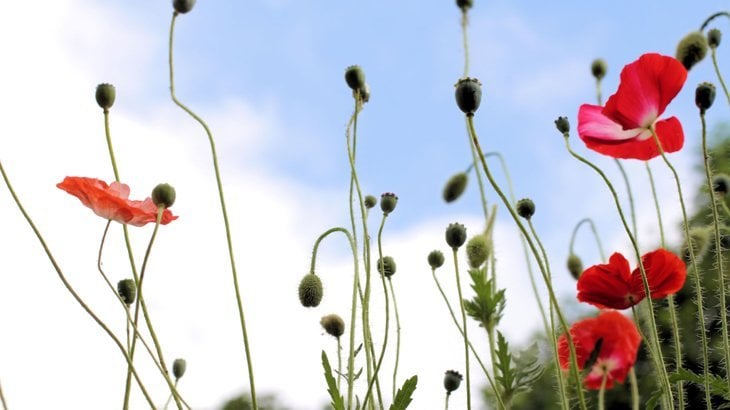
[669,368,730,399]
[389,375,418,410]
[463,268,505,329]
[645,389,662,410]
[321,351,346,410]
[495,331,517,398]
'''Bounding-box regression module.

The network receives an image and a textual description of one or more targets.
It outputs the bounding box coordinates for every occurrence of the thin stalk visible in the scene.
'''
[629,368,639,410]
[615,160,639,242]
[461,10,470,78]
[388,278,401,400]
[163,380,180,410]
[700,12,730,31]
[337,337,343,392]
[451,248,472,410]
[445,392,450,410]
[168,12,257,408]
[711,48,730,108]
[569,218,606,261]
[0,380,6,410]
[598,373,608,410]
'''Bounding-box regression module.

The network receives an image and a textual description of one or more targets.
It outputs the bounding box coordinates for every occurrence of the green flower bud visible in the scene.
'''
[445,223,467,249]
[117,279,136,306]
[95,83,116,110]
[377,256,397,278]
[320,314,345,338]
[696,82,716,113]
[428,250,445,269]
[298,273,323,308]
[380,192,398,214]
[590,59,607,81]
[466,235,490,269]
[566,254,583,280]
[516,198,535,220]
[555,116,570,135]
[152,183,176,209]
[456,0,473,11]
[172,358,187,379]
[444,370,463,394]
[443,172,469,203]
[454,77,482,115]
[364,195,377,209]
[676,31,708,70]
[713,173,730,196]
[173,0,196,14]
[345,65,366,91]
[708,28,722,49]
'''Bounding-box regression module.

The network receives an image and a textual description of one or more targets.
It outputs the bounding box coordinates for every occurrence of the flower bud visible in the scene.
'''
[377,256,397,278]
[555,116,570,135]
[320,314,345,338]
[590,59,607,81]
[172,358,187,379]
[152,183,176,209]
[566,254,583,280]
[173,0,196,14]
[708,28,722,49]
[444,370,463,394]
[95,83,116,110]
[456,0,473,11]
[516,198,535,220]
[443,172,469,203]
[445,223,467,249]
[380,192,398,214]
[364,195,377,209]
[696,82,716,113]
[466,235,490,269]
[676,31,708,70]
[345,65,366,91]
[713,173,730,197]
[298,273,323,308]
[428,250,445,269]
[454,77,482,115]
[117,279,137,306]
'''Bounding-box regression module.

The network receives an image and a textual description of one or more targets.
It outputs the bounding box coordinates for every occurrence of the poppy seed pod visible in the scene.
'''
[152,183,176,209]
[95,83,116,110]
[380,192,398,214]
[298,273,323,308]
[590,59,607,81]
[172,358,187,379]
[456,0,473,11]
[567,254,583,280]
[364,195,377,209]
[454,77,482,115]
[377,256,397,278]
[676,31,708,70]
[117,279,136,306]
[466,235,490,269]
[708,28,722,49]
[428,250,445,269]
[555,116,570,135]
[696,82,716,113]
[320,314,345,338]
[445,223,467,249]
[443,172,469,203]
[516,198,535,220]
[444,370,463,394]
[714,174,730,197]
[345,65,366,91]
[173,0,196,14]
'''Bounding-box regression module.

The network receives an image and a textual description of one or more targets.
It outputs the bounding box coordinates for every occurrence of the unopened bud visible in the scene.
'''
[696,82,716,113]
[708,28,722,49]
[428,250,445,269]
[298,273,323,308]
[95,83,116,110]
[567,254,583,280]
[172,358,187,379]
[364,195,377,209]
[676,31,708,70]
[117,279,136,306]
[590,59,607,81]
[516,198,535,220]
[173,0,196,14]
[555,116,570,135]
[454,77,482,115]
[152,183,176,209]
[345,65,366,92]
[377,256,397,278]
[320,314,345,338]
[466,235,490,269]
[443,173,469,203]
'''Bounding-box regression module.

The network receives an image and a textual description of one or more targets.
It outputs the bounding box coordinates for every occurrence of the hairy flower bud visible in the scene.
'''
[377,256,397,278]
[676,31,708,70]
[364,195,377,209]
[320,314,345,338]
[445,223,467,249]
[117,279,136,306]
[95,83,116,110]
[466,235,490,269]
[713,173,730,197]
[173,0,196,14]
[708,28,722,49]
[696,82,716,113]
[428,250,445,269]
[345,65,366,91]
[516,198,535,220]
[444,370,463,394]
[443,172,469,203]
[590,59,607,81]
[555,116,570,135]
[380,192,398,214]
[152,183,176,209]
[567,254,583,280]
[298,273,323,308]
[172,358,187,379]
[454,77,482,115]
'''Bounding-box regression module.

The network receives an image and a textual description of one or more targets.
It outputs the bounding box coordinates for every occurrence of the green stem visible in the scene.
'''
[168,12,257,408]
[445,393,450,410]
[388,278,401,400]
[0,380,7,410]
[615,159,639,242]
[629,367,639,410]
[461,10,470,78]
[163,380,180,410]
[451,248,472,410]
[598,373,607,410]
[711,48,730,108]
[700,12,730,31]
[568,218,606,261]
[466,119,490,223]
[337,337,343,392]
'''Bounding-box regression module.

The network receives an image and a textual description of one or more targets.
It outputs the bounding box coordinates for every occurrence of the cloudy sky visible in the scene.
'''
[2,1,730,409]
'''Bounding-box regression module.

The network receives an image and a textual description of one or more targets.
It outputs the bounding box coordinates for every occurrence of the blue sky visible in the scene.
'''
[2,1,730,409]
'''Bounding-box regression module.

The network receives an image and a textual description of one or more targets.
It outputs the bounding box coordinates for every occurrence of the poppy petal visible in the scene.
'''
[631,248,686,299]
[577,252,640,309]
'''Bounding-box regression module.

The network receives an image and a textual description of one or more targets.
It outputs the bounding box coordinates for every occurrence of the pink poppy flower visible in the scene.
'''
[577,53,687,160]
[57,176,177,227]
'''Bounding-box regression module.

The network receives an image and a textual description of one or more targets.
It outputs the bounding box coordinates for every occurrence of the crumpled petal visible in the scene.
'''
[630,248,686,300]
[577,253,640,309]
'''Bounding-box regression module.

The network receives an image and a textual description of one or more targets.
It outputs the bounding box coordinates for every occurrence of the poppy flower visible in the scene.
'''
[577,249,686,309]
[577,53,687,160]
[57,176,177,227]
[558,310,641,389]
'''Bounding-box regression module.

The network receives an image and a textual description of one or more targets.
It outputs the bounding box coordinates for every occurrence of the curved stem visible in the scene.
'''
[700,11,730,31]
[568,218,606,261]
[711,49,730,108]
[388,278,401,400]
[168,12,257,407]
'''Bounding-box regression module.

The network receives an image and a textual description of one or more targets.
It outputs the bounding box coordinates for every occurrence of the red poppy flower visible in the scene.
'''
[577,53,687,160]
[577,249,686,309]
[558,310,641,389]
[57,176,177,227]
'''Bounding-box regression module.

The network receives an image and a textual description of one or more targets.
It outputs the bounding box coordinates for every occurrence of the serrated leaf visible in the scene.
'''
[389,375,418,410]
[495,331,517,397]
[669,368,730,399]
[645,389,662,410]
[322,351,346,410]
[463,269,505,329]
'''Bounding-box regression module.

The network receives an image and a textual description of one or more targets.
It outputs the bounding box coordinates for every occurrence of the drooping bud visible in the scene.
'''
[428,250,445,269]
[708,28,722,49]
[298,273,323,308]
[456,0,473,11]
[172,358,187,379]
[445,223,467,249]
[555,116,570,135]
[676,31,708,70]
[173,0,196,14]
[454,77,482,115]
[364,195,377,209]
[377,256,397,278]
[152,183,176,209]
[713,173,730,197]
[466,235,490,269]
[320,314,345,338]
[566,254,583,280]
[516,198,535,220]
[117,279,137,306]
[345,65,366,92]
[380,192,398,214]
[590,59,607,81]
[696,82,716,113]
[95,83,116,110]
[444,370,463,394]
[443,172,469,203]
